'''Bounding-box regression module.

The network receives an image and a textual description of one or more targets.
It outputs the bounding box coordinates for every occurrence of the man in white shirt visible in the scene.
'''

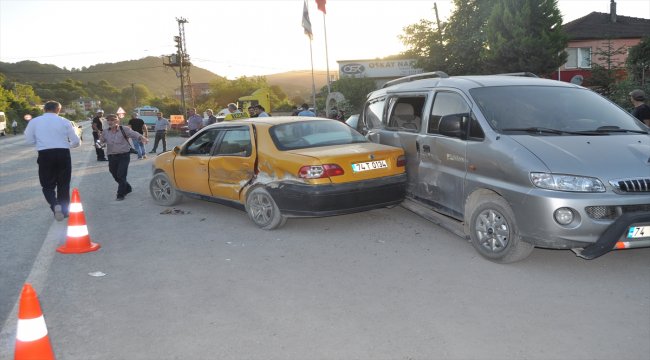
[24,101,81,221]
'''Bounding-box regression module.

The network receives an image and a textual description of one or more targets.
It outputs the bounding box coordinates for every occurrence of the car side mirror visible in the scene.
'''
[439,113,468,139]
[173,146,181,154]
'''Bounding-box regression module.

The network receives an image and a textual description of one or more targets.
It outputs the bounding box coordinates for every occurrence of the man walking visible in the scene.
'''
[92,109,108,161]
[150,112,170,153]
[187,108,203,136]
[128,112,148,159]
[99,114,148,201]
[24,101,81,220]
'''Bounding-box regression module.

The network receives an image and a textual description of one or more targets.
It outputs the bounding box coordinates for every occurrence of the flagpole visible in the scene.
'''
[323,14,331,95]
[309,39,317,112]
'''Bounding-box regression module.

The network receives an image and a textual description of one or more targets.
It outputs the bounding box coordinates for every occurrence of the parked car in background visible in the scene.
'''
[150,117,407,229]
[354,71,650,263]
[0,112,6,136]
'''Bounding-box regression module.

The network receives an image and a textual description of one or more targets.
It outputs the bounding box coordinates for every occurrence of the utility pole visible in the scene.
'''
[163,17,192,117]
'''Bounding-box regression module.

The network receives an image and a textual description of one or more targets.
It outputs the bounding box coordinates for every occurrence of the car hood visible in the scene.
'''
[512,135,650,179]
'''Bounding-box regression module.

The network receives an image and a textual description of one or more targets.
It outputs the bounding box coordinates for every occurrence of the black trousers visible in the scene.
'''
[92,131,106,160]
[37,148,71,215]
[151,131,167,152]
[108,152,132,197]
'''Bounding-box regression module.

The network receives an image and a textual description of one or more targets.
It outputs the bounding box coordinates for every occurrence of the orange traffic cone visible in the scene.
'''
[57,188,100,254]
[15,283,55,360]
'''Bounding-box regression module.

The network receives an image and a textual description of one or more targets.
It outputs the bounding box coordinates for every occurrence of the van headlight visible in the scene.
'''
[530,172,605,192]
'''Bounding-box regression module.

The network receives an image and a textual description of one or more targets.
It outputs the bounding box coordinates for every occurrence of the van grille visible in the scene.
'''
[586,204,650,220]
[609,178,650,193]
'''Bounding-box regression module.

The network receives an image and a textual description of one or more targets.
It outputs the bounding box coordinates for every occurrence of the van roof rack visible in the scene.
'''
[382,71,449,88]
[496,72,538,78]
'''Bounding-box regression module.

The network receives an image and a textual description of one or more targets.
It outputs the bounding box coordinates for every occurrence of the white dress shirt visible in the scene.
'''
[24,113,81,150]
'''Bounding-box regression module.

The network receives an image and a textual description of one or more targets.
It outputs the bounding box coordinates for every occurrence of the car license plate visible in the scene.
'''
[352,160,388,172]
[627,225,650,239]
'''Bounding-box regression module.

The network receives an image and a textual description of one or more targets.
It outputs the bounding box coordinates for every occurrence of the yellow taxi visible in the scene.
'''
[149,116,407,229]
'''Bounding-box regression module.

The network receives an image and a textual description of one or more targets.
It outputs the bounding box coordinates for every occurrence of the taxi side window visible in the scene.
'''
[216,128,252,157]
[185,129,220,155]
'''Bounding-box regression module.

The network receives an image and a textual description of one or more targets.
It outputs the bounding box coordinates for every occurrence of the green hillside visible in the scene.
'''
[0,57,330,99]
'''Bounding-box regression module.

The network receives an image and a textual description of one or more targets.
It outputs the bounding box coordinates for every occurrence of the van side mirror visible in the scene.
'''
[439,113,468,139]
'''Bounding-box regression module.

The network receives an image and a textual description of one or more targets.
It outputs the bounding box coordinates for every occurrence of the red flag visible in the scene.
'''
[315,0,326,14]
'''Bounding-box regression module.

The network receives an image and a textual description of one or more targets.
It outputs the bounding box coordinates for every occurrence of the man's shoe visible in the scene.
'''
[53,205,64,221]
[142,155,147,159]
[116,196,125,201]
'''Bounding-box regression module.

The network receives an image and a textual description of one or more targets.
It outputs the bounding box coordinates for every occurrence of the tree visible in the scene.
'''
[484,0,567,74]
[329,77,378,113]
[399,17,448,73]
[626,36,650,86]
[444,0,494,74]
[588,39,628,97]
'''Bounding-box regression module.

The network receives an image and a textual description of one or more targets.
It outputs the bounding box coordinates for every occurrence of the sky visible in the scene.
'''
[1,0,649,79]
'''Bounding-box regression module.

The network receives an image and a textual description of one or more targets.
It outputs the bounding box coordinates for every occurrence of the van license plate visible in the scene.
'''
[352,160,388,172]
[627,226,649,239]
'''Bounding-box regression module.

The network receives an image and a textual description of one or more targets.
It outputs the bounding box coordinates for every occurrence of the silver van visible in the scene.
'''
[355,72,650,263]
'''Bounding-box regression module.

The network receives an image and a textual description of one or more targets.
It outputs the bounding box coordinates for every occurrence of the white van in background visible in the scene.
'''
[0,112,7,136]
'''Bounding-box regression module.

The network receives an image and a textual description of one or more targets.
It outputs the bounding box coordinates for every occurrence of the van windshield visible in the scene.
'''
[470,86,647,134]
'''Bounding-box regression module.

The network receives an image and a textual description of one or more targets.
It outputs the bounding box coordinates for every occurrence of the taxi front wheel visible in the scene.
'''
[150,172,182,206]
[245,187,286,230]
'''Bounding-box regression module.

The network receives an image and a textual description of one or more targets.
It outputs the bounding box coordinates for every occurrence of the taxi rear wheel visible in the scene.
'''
[245,187,286,230]
[149,172,182,206]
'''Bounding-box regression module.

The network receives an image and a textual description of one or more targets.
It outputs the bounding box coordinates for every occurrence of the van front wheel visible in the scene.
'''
[468,195,534,263]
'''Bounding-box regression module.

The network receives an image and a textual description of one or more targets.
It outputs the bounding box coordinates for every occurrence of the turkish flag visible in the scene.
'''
[315,0,326,14]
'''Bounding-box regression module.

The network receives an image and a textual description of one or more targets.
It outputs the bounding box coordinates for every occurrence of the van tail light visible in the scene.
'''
[298,164,345,179]
[397,155,406,167]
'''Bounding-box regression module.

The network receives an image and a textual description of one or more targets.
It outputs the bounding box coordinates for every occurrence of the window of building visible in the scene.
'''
[565,47,591,69]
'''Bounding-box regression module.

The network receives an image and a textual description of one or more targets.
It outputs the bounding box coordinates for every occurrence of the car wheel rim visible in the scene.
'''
[249,193,273,225]
[475,209,509,253]
[152,177,171,201]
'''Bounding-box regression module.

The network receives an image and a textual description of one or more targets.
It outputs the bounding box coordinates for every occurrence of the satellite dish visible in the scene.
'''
[570,75,584,85]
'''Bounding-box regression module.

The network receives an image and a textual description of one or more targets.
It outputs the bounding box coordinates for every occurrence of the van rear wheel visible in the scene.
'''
[468,194,534,263]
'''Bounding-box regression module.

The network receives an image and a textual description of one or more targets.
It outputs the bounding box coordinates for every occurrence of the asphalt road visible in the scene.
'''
[1,124,649,360]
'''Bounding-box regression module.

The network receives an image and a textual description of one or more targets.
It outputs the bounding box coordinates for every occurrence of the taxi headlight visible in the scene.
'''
[530,172,605,192]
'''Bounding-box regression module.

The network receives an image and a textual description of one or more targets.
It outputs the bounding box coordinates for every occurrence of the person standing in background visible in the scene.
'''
[92,109,108,161]
[629,89,650,126]
[127,112,148,159]
[186,108,203,136]
[206,109,217,125]
[11,119,18,135]
[99,114,148,201]
[24,100,81,220]
[149,112,170,153]
[298,103,316,117]
[256,105,270,117]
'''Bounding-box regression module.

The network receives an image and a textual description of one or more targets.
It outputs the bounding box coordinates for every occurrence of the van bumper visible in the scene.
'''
[574,211,650,259]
